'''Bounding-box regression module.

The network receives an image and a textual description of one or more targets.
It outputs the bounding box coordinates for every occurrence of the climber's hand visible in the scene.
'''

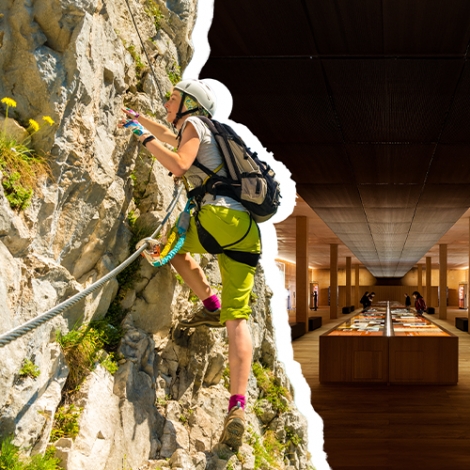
[122,107,140,119]
[121,119,148,137]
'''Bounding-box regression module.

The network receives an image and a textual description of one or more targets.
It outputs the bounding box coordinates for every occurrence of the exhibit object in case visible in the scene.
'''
[320,301,458,384]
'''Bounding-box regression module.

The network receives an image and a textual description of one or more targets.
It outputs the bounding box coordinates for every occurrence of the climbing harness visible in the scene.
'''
[0,184,184,348]
[137,198,194,267]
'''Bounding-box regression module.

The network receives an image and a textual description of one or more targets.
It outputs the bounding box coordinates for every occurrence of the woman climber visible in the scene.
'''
[119,79,261,451]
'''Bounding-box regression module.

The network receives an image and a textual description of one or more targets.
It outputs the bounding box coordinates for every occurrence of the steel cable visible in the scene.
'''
[123,0,166,103]
[0,184,184,348]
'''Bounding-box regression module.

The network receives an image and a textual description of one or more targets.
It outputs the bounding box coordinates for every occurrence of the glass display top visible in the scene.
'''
[391,311,451,337]
[327,312,386,336]
[325,305,452,337]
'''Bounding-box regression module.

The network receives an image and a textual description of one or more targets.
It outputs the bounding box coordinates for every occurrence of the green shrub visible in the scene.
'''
[126,44,145,79]
[0,97,53,211]
[57,321,120,393]
[50,404,82,442]
[167,63,181,85]
[247,428,284,469]
[145,0,165,31]
[18,359,40,379]
[0,436,62,470]
[252,362,291,414]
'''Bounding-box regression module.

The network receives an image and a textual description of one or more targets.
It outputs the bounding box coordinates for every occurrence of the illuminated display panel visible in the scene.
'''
[325,306,451,337]
[391,311,451,337]
[327,311,386,336]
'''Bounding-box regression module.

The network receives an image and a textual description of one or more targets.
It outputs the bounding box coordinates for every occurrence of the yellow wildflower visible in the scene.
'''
[28,119,40,132]
[1,97,17,108]
[42,115,55,126]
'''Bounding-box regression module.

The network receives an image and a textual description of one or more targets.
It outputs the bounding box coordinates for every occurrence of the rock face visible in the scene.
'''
[0,1,317,469]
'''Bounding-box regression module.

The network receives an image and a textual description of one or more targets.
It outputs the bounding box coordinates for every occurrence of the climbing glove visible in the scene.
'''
[123,119,148,136]
[123,107,140,119]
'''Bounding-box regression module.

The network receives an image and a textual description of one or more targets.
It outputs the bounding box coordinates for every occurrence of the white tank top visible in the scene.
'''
[180,117,247,212]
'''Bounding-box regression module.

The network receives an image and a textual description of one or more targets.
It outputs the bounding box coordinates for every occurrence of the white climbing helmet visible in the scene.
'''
[174,79,217,117]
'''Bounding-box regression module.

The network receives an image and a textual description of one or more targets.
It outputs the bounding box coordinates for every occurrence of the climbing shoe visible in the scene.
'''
[178,306,223,328]
[219,404,245,451]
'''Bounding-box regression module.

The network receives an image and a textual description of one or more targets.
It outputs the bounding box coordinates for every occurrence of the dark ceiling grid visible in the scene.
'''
[209,1,318,56]
[440,62,470,143]
[202,1,470,278]
[397,37,470,276]
[298,0,389,275]
[300,1,470,277]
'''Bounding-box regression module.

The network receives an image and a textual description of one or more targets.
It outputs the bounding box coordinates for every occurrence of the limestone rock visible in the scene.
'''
[0,1,316,469]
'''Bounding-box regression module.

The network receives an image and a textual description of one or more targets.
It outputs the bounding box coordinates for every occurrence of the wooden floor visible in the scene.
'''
[292,307,470,470]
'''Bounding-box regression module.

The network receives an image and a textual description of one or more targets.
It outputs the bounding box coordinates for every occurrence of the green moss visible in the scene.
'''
[50,404,82,443]
[126,44,145,79]
[247,428,284,469]
[0,436,62,469]
[167,63,181,85]
[285,428,302,447]
[252,362,291,414]
[0,137,49,211]
[222,366,230,390]
[56,321,120,393]
[18,359,40,379]
[145,0,165,31]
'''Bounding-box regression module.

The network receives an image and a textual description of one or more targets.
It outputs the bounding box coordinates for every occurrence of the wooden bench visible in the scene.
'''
[342,306,356,314]
[455,317,468,332]
[308,316,322,331]
[290,322,306,340]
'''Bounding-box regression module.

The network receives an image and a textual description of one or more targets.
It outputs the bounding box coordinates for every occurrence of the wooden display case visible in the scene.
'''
[320,304,458,384]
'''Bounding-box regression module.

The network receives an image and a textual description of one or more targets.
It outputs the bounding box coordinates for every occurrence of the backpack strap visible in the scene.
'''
[194,210,260,267]
[196,116,243,180]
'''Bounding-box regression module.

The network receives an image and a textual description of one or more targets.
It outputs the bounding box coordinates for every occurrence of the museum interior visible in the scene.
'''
[201,2,470,469]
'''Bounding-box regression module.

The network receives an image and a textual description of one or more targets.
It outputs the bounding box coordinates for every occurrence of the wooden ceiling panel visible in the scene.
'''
[269,144,351,185]
[322,59,462,143]
[382,0,470,54]
[327,223,370,234]
[346,144,432,184]
[408,222,456,235]
[365,208,415,223]
[298,184,362,208]
[312,208,367,224]
[369,223,410,234]
[440,63,470,143]
[372,232,408,243]
[427,146,470,183]
[304,0,383,55]
[209,0,318,56]
[418,185,470,207]
[359,184,421,208]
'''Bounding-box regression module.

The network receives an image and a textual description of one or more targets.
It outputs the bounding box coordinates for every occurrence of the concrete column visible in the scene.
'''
[417,264,423,293]
[296,216,309,332]
[330,244,338,319]
[345,256,352,307]
[439,244,447,320]
[355,264,360,308]
[426,256,432,307]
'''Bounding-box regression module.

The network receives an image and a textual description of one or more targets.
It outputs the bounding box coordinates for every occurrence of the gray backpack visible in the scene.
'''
[188,116,282,223]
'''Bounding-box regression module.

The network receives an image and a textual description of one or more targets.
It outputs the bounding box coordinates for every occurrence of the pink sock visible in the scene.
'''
[203,294,220,312]
[229,394,246,411]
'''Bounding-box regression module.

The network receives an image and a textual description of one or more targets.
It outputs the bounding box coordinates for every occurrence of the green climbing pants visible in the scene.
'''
[178,204,261,324]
